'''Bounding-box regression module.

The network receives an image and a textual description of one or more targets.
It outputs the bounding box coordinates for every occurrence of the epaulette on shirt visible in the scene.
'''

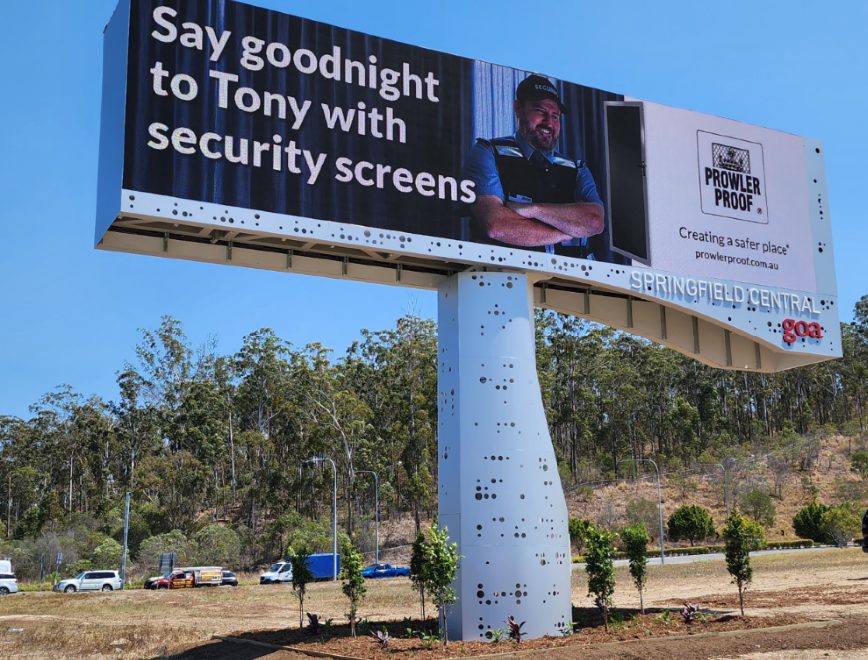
[477,137,523,159]
[552,155,579,169]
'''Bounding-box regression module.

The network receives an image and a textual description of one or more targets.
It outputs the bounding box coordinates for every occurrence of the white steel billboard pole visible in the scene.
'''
[437,271,571,640]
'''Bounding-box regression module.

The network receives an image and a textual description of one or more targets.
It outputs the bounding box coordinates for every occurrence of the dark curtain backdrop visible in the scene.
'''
[124,0,471,235]
[559,81,627,265]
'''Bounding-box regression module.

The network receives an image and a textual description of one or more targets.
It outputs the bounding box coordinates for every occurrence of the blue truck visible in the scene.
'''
[307,553,341,579]
[260,553,341,584]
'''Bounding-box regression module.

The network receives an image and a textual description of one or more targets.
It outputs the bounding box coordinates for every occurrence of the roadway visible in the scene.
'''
[573,543,855,569]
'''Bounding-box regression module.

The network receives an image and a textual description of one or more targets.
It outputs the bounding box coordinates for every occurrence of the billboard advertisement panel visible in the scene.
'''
[96,0,840,370]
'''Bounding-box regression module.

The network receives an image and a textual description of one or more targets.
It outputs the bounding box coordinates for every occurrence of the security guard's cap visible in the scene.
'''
[516,74,566,112]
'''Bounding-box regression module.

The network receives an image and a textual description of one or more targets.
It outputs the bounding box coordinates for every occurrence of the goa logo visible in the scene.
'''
[781,319,823,344]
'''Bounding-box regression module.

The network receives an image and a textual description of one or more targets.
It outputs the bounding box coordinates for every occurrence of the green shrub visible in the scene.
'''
[741,517,766,551]
[568,518,595,554]
[766,539,812,549]
[793,502,831,543]
[340,538,367,637]
[193,524,241,567]
[667,505,714,546]
[137,530,194,570]
[723,509,754,616]
[575,533,790,564]
[667,544,723,556]
[409,531,427,620]
[18,581,57,592]
[740,489,776,528]
[91,537,126,569]
[584,526,616,630]
[70,559,93,574]
[821,505,861,547]
[283,516,345,557]
[413,521,459,648]
[621,523,649,613]
[290,547,314,628]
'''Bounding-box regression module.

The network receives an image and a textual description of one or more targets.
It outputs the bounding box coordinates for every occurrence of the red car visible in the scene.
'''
[145,570,194,589]
[143,573,170,590]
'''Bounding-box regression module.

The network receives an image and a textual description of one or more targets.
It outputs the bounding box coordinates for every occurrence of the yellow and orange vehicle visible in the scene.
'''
[162,566,223,589]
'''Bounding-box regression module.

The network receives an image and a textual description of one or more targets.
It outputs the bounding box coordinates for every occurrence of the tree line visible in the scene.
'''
[0,295,864,573]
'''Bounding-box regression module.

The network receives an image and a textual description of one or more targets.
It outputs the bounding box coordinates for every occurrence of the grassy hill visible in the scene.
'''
[371,431,867,564]
[565,432,866,545]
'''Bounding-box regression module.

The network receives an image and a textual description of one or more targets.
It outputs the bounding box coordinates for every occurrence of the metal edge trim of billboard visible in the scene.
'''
[102,182,841,371]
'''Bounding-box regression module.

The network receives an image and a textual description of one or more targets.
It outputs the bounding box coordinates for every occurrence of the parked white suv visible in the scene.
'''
[0,572,17,595]
[53,570,122,593]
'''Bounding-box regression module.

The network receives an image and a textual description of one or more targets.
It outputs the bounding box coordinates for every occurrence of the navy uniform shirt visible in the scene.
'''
[463,131,602,254]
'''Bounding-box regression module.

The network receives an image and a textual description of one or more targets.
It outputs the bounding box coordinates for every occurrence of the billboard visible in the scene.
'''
[96,0,840,371]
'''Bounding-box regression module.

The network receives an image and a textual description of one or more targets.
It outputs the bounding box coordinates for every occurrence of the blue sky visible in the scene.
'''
[1,0,865,419]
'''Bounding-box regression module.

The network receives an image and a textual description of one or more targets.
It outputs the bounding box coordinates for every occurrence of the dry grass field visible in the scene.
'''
[1,547,868,658]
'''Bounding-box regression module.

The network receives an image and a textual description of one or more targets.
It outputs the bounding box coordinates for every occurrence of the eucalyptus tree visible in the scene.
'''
[174,379,228,510]
[72,395,117,513]
[0,417,40,537]
[231,328,299,534]
[387,315,437,533]
[339,315,437,533]
[133,316,196,450]
[233,329,293,442]
[540,312,598,482]
[840,296,867,431]
[291,342,373,535]
[28,387,87,517]
[112,368,160,490]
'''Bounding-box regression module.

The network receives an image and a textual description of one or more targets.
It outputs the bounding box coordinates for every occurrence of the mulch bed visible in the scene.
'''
[663,583,868,609]
[212,607,810,659]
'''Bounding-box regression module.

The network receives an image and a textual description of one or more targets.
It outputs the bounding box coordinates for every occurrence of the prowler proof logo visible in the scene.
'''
[698,131,768,224]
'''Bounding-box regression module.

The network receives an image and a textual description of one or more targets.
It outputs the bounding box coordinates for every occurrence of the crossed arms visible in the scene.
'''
[471,195,604,247]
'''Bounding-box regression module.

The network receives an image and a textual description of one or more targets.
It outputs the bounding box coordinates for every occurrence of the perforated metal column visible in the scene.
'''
[437,271,571,641]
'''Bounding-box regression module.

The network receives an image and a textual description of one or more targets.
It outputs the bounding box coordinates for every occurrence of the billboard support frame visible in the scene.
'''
[95,0,842,641]
[99,219,836,374]
[438,270,572,640]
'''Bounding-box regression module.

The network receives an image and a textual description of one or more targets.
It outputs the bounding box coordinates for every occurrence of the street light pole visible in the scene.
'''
[305,456,338,581]
[619,458,665,565]
[356,470,380,565]
[120,491,131,589]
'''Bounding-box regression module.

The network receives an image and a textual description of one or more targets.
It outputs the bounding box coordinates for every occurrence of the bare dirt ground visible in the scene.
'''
[1,547,868,659]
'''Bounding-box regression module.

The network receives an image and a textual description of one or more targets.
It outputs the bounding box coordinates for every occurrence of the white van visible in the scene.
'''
[0,560,17,595]
[259,561,293,584]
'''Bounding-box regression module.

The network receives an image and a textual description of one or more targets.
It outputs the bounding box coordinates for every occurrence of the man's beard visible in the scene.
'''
[520,119,557,151]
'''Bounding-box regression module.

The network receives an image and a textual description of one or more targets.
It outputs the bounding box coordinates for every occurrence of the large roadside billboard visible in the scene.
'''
[96,0,840,371]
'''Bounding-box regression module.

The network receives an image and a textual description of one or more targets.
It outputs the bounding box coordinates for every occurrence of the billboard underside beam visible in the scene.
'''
[99,227,833,373]
[535,286,821,373]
